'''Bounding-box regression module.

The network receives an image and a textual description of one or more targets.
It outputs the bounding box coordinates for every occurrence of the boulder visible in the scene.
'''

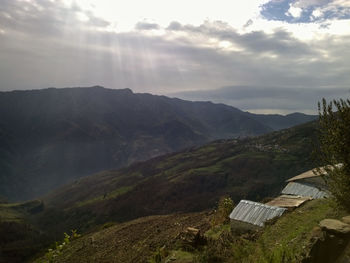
[303,224,350,263]
[319,219,350,235]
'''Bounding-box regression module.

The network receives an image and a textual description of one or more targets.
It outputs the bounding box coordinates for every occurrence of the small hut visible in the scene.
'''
[282,167,330,199]
[229,200,286,227]
[266,166,331,209]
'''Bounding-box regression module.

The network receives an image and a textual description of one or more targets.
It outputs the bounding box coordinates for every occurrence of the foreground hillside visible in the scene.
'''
[35,212,212,263]
[0,86,316,201]
[33,199,348,263]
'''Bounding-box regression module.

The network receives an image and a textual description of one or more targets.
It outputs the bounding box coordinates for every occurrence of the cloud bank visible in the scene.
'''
[0,0,349,114]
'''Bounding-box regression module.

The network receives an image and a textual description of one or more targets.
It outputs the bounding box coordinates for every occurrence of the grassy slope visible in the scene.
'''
[228,199,344,263]
[37,121,317,237]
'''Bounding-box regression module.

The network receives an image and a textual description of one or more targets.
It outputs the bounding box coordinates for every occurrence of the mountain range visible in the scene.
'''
[0,86,316,201]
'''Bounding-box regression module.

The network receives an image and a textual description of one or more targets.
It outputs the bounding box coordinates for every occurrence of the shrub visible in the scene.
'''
[316,98,350,210]
[211,196,234,226]
[39,230,80,263]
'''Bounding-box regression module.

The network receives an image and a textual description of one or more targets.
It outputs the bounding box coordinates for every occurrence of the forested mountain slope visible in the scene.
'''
[0,86,315,201]
[40,121,318,235]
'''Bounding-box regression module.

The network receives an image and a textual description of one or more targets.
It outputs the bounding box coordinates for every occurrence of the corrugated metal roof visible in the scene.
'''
[286,169,321,182]
[287,164,343,182]
[265,195,311,208]
[281,182,329,199]
[229,200,286,227]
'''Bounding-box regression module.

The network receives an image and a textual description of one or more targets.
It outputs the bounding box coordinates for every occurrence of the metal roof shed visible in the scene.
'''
[229,200,286,227]
[286,164,342,188]
[281,181,329,199]
[286,168,323,182]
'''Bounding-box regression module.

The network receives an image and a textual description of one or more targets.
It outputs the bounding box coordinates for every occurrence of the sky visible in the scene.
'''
[0,0,350,114]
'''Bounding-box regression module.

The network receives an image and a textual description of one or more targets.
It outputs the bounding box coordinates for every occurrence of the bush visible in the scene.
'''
[316,98,350,210]
[39,230,80,263]
[211,197,234,226]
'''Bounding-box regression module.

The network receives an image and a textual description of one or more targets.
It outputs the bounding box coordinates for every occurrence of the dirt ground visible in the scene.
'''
[36,211,212,263]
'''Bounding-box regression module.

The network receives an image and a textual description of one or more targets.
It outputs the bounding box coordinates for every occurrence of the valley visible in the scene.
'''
[0,86,316,201]
[1,118,320,262]
[41,120,317,230]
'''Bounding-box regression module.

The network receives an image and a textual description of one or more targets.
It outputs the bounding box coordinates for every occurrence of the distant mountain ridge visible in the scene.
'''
[249,112,317,131]
[0,86,316,201]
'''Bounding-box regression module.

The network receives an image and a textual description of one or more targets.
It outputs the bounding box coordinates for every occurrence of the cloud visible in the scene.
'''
[0,0,110,38]
[243,19,254,28]
[293,0,329,8]
[165,21,316,58]
[135,21,160,30]
[0,0,349,114]
[311,9,323,19]
[261,0,350,23]
[169,86,350,114]
[167,21,183,31]
[286,4,303,18]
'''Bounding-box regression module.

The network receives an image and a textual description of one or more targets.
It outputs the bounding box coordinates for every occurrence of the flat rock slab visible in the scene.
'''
[319,219,350,235]
[342,216,350,225]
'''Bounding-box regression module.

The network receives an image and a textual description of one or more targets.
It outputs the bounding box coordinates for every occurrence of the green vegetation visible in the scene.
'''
[74,186,134,207]
[148,246,168,263]
[211,197,234,227]
[149,248,195,263]
[168,250,194,262]
[317,98,350,210]
[204,224,231,240]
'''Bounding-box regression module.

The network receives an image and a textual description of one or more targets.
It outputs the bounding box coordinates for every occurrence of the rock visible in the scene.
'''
[319,219,350,235]
[303,224,350,263]
[186,227,200,236]
[342,216,350,225]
